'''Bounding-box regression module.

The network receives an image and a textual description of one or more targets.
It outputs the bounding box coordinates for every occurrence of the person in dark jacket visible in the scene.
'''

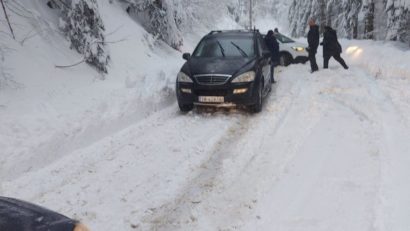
[321,26,349,69]
[264,30,280,83]
[307,18,319,73]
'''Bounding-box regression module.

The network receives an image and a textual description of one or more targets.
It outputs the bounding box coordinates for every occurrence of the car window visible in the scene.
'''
[274,33,295,43]
[193,37,255,58]
[258,35,269,54]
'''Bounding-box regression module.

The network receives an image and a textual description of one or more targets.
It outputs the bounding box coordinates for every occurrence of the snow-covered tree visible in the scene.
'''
[385,0,410,44]
[288,0,410,45]
[288,0,319,37]
[289,0,362,38]
[121,0,256,49]
[49,0,110,73]
[362,0,375,39]
[329,0,362,39]
[227,0,248,26]
[123,0,185,49]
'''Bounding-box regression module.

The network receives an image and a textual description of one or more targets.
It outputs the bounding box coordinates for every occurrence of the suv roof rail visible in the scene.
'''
[208,30,222,35]
[207,29,260,36]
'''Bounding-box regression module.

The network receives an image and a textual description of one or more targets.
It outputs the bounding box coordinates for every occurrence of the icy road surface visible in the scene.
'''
[3,64,410,231]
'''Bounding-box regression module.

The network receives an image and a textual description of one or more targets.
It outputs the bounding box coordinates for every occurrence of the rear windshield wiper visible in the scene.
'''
[230,42,248,57]
[216,40,226,57]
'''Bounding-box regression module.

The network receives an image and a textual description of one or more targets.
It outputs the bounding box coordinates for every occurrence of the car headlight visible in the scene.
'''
[177,72,193,83]
[292,46,305,52]
[73,223,90,231]
[232,71,255,83]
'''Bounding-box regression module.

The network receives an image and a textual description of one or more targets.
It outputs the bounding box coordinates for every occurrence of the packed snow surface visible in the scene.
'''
[1,1,410,231]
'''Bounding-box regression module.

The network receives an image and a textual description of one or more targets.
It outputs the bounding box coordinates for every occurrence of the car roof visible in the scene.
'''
[205,30,258,39]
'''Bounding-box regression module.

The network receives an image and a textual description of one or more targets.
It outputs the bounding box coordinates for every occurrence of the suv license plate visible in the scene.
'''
[198,96,224,103]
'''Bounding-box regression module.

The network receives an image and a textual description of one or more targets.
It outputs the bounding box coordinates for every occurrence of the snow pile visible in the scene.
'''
[0,0,183,182]
[342,40,410,80]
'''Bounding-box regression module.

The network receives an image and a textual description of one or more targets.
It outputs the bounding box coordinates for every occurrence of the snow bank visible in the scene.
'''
[0,1,183,182]
[342,39,410,80]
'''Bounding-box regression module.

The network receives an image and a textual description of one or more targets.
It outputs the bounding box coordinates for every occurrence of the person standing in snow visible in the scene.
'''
[307,18,319,73]
[264,30,280,83]
[320,26,349,70]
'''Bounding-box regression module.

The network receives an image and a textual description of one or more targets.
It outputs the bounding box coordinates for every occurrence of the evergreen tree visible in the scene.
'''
[48,0,110,73]
[288,0,410,45]
[123,0,184,50]
[363,0,375,39]
[385,0,410,43]
[58,0,110,73]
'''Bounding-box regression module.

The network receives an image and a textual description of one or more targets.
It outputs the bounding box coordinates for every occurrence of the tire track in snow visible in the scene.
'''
[142,67,323,230]
[355,68,410,230]
[217,69,327,230]
[142,113,252,230]
[241,68,383,231]
[2,102,250,231]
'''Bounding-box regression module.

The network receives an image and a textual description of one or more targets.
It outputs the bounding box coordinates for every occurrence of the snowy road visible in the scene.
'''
[3,63,410,231]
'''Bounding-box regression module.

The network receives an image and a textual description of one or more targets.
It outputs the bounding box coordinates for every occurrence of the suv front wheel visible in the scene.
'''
[178,103,193,112]
[250,82,263,113]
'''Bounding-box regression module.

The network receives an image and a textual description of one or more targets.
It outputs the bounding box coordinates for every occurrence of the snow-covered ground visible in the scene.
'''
[2,1,410,231]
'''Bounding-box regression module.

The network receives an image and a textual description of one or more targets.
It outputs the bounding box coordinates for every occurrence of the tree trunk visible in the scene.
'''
[249,0,253,29]
[364,0,375,39]
[318,0,326,34]
[352,15,359,39]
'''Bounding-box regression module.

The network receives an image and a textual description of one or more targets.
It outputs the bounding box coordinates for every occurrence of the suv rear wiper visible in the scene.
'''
[216,40,226,57]
[230,42,248,57]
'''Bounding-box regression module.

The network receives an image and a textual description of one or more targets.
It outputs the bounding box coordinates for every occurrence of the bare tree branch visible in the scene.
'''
[55,59,85,69]
[105,24,124,37]
[0,0,15,40]
[19,29,37,45]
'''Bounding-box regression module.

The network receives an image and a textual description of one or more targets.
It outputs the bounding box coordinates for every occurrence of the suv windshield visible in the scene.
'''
[274,33,295,43]
[193,36,255,58]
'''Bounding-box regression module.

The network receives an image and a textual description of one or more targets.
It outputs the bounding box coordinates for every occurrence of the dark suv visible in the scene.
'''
[176,30,273,113]
[0,197,90,231]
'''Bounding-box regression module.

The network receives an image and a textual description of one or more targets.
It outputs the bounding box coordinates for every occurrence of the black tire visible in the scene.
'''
[270,66,275,84]
[178,103,193,112]
[279,53,292,66]
[250,81,263,113]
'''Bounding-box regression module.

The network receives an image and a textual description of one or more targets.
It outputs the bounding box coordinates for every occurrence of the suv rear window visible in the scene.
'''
[193,36,255,58]
[274,33,295,43]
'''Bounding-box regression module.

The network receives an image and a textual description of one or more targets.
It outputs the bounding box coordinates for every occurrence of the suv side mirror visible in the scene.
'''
[182,53,191,60]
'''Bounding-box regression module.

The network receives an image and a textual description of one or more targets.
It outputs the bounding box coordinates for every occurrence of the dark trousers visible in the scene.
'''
[308,50,318,71]
[324,53,348,69]
[270,61,275,82]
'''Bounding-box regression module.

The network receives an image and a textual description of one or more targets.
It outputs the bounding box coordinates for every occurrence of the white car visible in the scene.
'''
[274,32,309,66]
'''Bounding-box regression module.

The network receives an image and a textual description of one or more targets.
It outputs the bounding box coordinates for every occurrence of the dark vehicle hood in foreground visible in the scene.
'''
[0,197,76,231]
[184,57,256,76]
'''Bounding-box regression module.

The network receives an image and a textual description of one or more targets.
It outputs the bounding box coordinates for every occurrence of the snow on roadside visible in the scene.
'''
[0,1,183,182]
[342,39,410,80]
